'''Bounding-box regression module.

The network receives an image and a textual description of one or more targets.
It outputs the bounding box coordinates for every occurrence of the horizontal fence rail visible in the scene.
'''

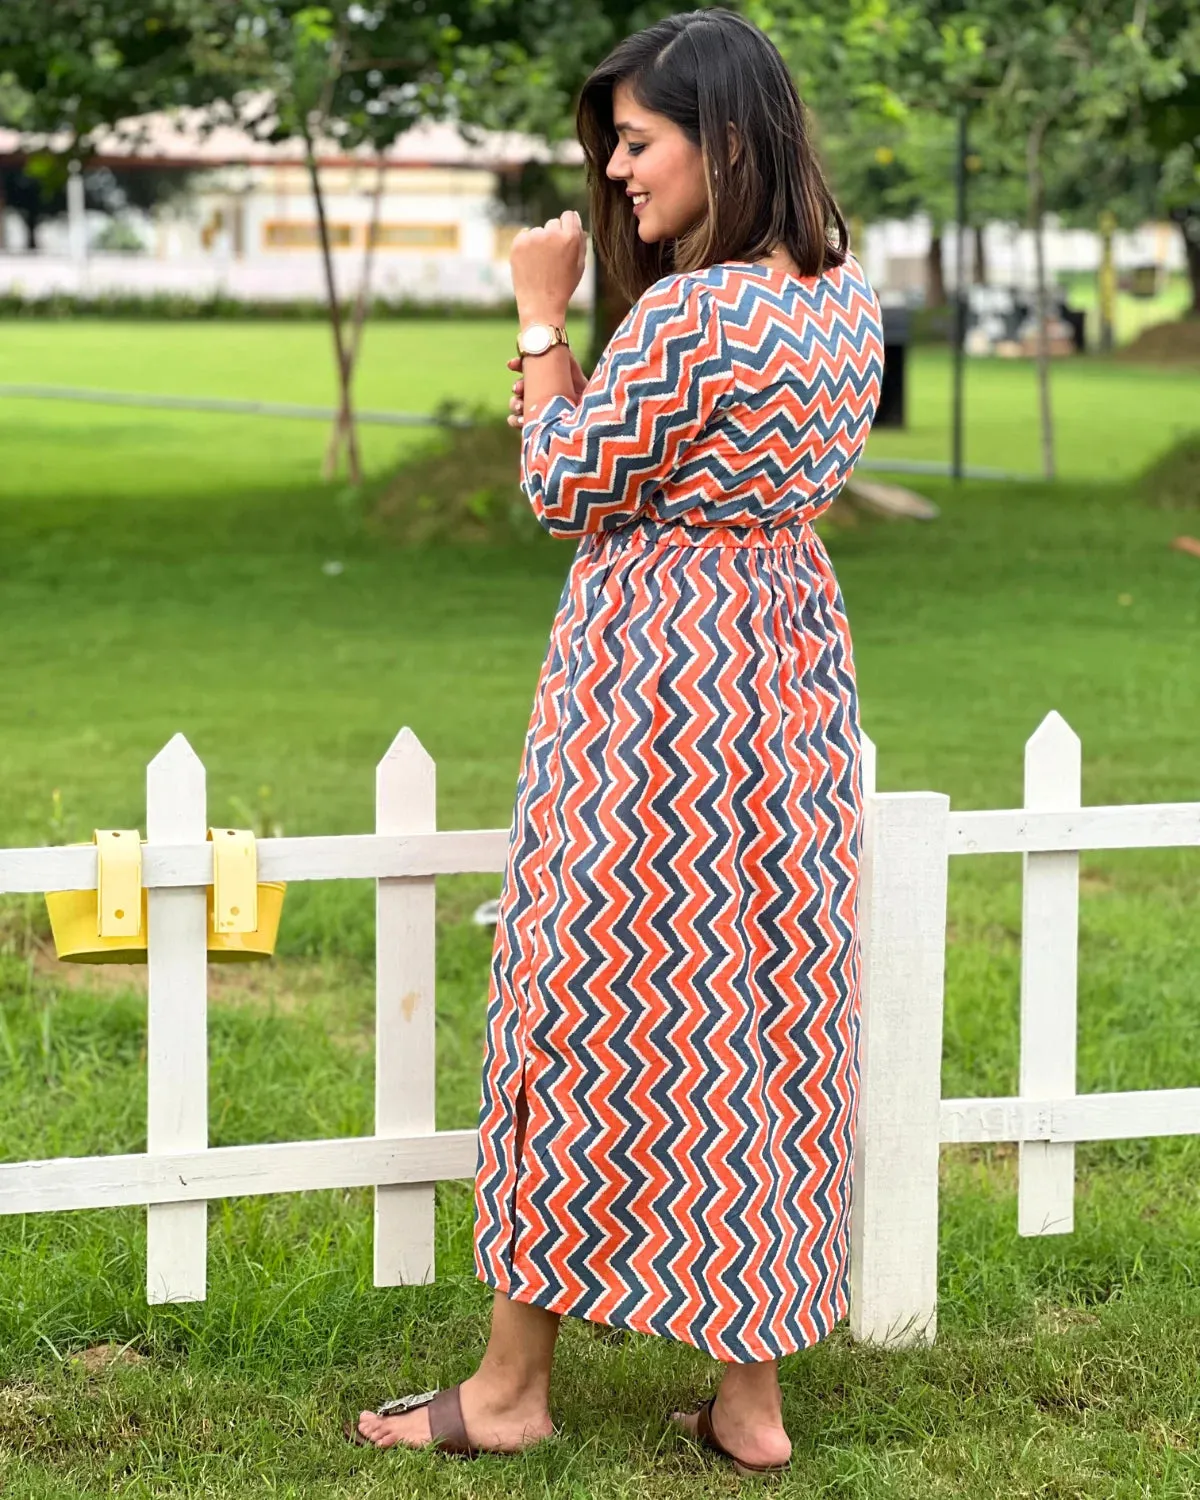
[0,383,1032,482]
[0,829,510,895]
[0,1132,479,1216]
[10,796,1200,899]
[0,713,1194,1344]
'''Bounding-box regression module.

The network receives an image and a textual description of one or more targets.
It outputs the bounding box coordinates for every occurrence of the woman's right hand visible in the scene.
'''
[506,352,589,428]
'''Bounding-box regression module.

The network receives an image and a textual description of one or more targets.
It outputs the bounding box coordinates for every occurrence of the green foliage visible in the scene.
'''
[0,1,230,144]
[1139,430,1200,507]
[88,217,146,254]
[0,290,522,321]
[369,409,561,547]
[753,0,1198,249]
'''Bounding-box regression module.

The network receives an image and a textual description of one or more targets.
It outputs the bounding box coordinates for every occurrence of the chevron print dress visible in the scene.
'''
[473,256,885,1363]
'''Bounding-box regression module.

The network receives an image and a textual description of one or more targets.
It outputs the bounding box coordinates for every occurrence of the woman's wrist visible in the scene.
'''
[517,304,570,328]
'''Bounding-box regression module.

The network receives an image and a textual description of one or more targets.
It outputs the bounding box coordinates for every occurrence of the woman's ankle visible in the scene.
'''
[468,1359,551,1413]
[716,1362,786,1428]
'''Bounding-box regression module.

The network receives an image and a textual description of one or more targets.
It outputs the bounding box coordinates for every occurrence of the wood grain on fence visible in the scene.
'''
[374,730,438,1287]
[1019,713,1081,1236]
[849,789,950,1346]
[145,735,209,1304]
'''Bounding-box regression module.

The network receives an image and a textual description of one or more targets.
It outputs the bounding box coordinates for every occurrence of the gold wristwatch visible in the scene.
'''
[516,322,570,358]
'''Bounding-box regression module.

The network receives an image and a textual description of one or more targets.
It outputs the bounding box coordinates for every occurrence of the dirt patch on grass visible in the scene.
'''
[1139,432,1200,510]
[1118,316,1200,367]
[1037,1306,1102,1336]
[69,1344,146,1374]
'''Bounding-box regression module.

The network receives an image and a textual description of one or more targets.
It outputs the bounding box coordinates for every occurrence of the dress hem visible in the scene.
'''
[475,1266,849,1365]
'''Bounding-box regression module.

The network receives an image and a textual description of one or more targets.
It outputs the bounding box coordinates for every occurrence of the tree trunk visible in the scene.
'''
[1027,120,1055,482]
[323,152,386,479]
[1173,208,1200,317]
[587,252,630,373]
[972,224,987,285]
[926,230,947,308]
[305,138,361,485]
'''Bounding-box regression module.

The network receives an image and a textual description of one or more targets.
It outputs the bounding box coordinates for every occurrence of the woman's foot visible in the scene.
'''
[671,1385,792,1471]
[356,1371,554,1453]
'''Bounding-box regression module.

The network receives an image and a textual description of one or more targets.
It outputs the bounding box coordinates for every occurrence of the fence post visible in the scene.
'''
[1019,711,1081,1235]
[850,788,950,1345]
[374,729,437,1285]
[145,735,208,1303]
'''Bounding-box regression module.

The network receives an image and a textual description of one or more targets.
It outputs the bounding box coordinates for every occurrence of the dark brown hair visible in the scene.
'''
[576,7,847,304]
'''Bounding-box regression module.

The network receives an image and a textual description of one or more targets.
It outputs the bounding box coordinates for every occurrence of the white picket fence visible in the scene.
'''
[0,713,1197,1344]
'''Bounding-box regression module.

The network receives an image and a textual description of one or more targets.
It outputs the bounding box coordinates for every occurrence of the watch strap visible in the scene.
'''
[516,324,570,357]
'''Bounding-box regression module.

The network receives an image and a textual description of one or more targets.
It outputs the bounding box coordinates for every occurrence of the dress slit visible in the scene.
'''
[503,1065,532,1277]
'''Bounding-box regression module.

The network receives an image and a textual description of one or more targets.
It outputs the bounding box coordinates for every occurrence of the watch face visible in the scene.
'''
[522,324,553,354]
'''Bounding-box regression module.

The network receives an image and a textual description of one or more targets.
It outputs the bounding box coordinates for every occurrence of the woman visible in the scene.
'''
[356,6,884,1475]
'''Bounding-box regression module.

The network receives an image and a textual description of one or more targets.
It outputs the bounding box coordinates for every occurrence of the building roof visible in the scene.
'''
[0,109,585,172]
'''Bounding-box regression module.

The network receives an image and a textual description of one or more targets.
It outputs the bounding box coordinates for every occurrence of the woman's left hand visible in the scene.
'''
[510,210,587,318]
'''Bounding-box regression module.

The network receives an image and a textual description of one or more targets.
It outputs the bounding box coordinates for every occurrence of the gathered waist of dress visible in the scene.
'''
[599,514,821,551]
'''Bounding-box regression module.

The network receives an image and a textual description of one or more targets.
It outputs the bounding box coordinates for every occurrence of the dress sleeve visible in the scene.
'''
[520,274,731,538]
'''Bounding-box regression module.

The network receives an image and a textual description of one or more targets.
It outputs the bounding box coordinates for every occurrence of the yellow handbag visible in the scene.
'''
[45,828,285,964]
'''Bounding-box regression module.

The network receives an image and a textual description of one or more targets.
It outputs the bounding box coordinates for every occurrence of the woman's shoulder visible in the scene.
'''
[638,268,721,309]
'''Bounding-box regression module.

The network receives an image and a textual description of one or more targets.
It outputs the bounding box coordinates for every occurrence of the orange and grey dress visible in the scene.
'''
[472,256,884,1363]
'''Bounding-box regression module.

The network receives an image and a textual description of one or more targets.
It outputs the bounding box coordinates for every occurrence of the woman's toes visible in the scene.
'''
[669,1408,701,1439]
[356,1406,432,1450]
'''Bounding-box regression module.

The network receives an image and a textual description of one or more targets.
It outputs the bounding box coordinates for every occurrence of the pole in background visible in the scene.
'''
[950,105,968,483]
[67,160,88,267]
[1097,210,1116,354]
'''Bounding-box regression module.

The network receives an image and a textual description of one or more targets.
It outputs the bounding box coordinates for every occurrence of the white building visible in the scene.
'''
[0,111,593,307]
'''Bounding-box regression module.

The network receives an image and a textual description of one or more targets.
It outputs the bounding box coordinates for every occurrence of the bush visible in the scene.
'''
[368,405,562,547]
[1139,431,1200,509]
[0,289,522,322]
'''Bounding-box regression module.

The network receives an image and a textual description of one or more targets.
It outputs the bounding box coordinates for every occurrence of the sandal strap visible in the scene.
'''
[695,1396,722,1453]
[693,1394,789,1476]
[427,1384,476,1456]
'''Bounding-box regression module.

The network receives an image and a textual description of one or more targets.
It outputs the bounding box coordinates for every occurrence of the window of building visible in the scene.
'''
[263,221,355,250]
[368,223,459,251]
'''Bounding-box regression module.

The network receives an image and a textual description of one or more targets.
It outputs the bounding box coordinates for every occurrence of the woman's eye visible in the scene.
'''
[628,143,645,156]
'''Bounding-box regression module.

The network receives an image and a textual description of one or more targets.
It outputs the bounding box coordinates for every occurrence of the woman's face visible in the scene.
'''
[604,79,709,244]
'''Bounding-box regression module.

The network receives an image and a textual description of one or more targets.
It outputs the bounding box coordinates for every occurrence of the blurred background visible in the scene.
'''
[0,5,1198,1495]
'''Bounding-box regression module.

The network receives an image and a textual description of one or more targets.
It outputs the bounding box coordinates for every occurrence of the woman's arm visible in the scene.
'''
[519,274,732,539]
[510,210,587,427]
[517,305,576,427]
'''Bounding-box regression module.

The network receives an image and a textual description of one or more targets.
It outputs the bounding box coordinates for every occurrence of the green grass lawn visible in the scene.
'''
[2,315,1197,484]
[0,335,1199,1496]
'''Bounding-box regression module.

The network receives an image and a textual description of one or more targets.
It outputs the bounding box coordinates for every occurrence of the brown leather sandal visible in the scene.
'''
[345,1384,554,1458]
[345,1386,479,1456]
[678,1395,792,1478]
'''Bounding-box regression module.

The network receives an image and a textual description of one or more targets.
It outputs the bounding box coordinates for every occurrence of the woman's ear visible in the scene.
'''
[727,123,741,166]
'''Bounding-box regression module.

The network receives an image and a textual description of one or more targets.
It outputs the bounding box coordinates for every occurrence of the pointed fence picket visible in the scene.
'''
[374,729,438,1287]
[0,715,1196,1348]
[1018,713,1081,1237]
[145,735,209,1304]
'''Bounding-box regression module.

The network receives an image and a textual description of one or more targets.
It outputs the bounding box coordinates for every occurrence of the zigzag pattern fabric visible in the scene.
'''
[473,256,884,1363]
